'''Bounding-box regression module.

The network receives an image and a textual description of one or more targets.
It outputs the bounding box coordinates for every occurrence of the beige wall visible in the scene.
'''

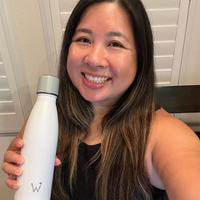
[10,0,49,105]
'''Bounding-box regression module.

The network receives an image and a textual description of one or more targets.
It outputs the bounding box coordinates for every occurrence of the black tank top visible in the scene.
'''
[61,142,166,200]
[60,105,166,200]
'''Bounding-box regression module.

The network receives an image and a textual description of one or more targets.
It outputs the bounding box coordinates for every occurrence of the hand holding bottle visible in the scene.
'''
[2,135,61,189]
[2,137,25,189]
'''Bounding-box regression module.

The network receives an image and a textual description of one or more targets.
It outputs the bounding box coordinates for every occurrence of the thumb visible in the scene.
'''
[55,156,61,166]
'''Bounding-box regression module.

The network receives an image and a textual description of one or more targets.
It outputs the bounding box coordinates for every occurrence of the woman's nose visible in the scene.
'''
[84,45,108,68]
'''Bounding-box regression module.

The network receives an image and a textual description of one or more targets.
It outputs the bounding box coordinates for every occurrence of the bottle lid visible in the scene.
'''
[37,75,59,96]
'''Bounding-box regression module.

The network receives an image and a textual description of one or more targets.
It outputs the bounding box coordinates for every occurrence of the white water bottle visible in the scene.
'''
[14,75,59,200]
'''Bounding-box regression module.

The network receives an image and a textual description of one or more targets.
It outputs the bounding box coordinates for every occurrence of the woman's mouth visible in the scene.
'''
[84,74,110,83]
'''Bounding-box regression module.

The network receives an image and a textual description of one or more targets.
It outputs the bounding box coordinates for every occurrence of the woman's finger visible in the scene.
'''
[14,138,24,149]
[5,175,20,189]
[2,162,23,176]
[55,156,61,166]
[4,150,24,165]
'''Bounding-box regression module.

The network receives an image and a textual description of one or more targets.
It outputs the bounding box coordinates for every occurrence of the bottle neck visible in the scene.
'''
[37,93,57,102]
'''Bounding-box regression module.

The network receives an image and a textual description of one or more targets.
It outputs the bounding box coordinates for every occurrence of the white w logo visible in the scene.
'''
[31,182,42,192]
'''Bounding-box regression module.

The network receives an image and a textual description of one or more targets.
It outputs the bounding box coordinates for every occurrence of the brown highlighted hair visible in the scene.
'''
[52,0,155,199]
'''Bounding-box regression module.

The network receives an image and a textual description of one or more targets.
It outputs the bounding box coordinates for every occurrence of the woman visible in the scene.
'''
[2,0,200,199]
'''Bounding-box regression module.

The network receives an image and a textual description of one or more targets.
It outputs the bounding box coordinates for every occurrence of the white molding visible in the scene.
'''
[0,17,24,132]
[170,0,190,85]
[50,0,63,59]
[0,0,32,119]
[179,0,200,85]
[0,132,18,137]
[38,0,58,76]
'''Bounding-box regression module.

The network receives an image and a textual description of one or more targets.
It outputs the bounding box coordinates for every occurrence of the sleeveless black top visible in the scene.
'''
[60,142,166,200]
[59,105,167,200]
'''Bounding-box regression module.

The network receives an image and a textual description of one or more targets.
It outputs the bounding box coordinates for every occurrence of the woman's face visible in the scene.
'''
[67,2,137,107]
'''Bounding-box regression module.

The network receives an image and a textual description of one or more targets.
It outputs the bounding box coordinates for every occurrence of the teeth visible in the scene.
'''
[85,74,109,83]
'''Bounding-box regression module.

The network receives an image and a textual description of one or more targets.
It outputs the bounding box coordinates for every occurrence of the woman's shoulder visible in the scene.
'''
[146,108,200,199]
[151,108,198,145]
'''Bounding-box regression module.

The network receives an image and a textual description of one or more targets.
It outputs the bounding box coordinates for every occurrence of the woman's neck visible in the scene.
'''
[82,104,111,145]
[83,115,102,145]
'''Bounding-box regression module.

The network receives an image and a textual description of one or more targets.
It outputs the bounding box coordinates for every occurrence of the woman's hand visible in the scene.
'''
[1,137,61,189]
[1,138,24,189]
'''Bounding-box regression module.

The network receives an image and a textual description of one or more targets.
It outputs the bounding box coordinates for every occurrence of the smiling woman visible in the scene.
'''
[2,0,200,200]
[67,3,137,106]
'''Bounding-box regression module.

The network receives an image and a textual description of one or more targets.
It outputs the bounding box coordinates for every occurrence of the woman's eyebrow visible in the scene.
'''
[74,29,129,42]
[107,31,129,42]
[75,28,92,34]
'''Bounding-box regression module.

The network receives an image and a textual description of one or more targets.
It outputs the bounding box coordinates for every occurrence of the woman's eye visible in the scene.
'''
[109,42,124,48]
[78,38,90,44]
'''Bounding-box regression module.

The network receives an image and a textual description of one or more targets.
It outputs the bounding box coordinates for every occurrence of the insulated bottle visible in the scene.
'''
[14,75,59,200]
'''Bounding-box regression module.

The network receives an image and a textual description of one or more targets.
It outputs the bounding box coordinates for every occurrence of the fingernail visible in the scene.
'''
[17,156,24,164]
[18,140,24,147]
[15,167,23,176]
[13,182,19,189]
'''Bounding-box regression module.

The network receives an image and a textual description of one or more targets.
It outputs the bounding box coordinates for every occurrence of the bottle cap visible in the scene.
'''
[37,75,59,96]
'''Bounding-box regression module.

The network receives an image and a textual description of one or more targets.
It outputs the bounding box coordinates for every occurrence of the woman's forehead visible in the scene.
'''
[75,2,134,40]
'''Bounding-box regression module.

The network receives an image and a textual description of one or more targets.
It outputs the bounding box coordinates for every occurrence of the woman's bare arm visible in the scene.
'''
[152,108,200,199]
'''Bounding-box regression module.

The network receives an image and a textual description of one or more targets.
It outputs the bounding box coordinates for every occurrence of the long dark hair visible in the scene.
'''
[52,0,155,199]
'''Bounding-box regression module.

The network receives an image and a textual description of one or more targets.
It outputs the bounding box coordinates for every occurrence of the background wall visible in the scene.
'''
[9,0,49,105]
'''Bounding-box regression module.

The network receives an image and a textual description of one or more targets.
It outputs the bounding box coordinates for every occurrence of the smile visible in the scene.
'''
[84,74,110,83]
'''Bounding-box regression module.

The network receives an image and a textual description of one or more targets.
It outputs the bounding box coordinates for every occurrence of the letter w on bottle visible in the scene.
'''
[31,182,42,192]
